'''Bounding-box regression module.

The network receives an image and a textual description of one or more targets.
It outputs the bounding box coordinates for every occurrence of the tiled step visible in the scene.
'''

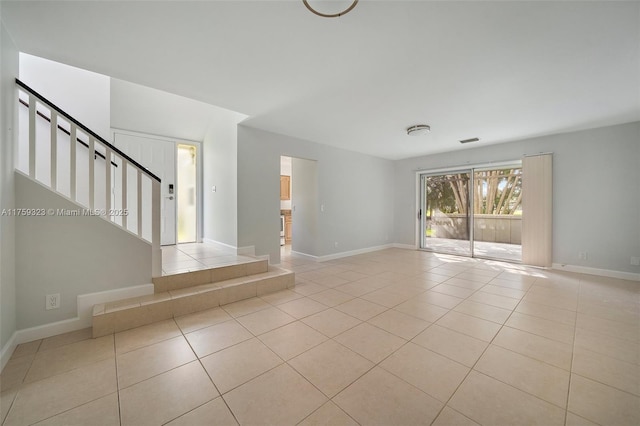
[92,265,294,337]
[153,258,269,293]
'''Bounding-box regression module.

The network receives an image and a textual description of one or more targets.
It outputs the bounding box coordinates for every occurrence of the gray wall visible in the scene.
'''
[291,158,318,256]
[394,122,640,274]
[20,53,111,140]
[203,115,243,248]
[110,78,247,248]
[0,15,18,349]
[15,173,153,329]
[238,126,395,264]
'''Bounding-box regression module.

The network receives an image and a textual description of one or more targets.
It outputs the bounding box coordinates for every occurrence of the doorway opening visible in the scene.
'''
[280,156,292,252]
[279,156,318,263]
[177,144,197,243]
[419,162,522,262]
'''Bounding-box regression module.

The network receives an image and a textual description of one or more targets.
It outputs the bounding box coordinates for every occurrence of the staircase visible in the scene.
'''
[92,259,295,337]
[16,78,294,339]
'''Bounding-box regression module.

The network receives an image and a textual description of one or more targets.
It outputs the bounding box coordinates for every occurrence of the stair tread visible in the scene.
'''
[96,266,293,316]
[152,258,271,293]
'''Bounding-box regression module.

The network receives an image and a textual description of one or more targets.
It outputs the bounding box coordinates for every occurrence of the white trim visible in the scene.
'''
[413,159,522,175]
[76,283,154,325]
[290,250,319,261]
[0,283,153,373]
[200,240,264,261]
[293,244,396,263]
[200,240,268,262]
[202,238,238,254]
[1,332,18,372]
[552,263,640,282]
[392,243,417,250]
[110,128,202,145]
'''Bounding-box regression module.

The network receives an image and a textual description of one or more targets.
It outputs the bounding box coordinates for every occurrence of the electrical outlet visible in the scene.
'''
[46,293,60,310]
[578,252,588,261]
[334,242,339,248]
[631,257,640,266]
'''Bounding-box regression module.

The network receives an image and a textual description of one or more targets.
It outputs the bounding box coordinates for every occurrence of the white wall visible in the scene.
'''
[14,172,153,329]
[17,98,110,211]
[17,54,112,222]
[291,157,318,256]
[19,53,111,139]
[110,79,247,249]
[204,116,243,248]
[394,122,640,275]
[0,14,19,354]
[238,126,395,264]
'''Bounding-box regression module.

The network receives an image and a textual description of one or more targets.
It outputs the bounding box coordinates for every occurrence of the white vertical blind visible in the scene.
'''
[522,153,553,267]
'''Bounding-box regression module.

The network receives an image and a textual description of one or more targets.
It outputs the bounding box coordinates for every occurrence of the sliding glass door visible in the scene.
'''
[419,163,522,262]
[420,171,472,256]
[472,167,522,262]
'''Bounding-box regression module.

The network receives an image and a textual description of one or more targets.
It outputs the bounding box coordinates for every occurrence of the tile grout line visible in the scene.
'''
[113,334,123,426]
[563,277,583,426]
[425,272,560,425]
[175,316,242,426]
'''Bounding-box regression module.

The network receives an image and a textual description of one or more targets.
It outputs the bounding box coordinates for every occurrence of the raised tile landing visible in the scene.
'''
[92,258,294,337]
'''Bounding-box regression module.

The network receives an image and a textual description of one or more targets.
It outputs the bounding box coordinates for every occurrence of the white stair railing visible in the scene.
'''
[16,79,161,277]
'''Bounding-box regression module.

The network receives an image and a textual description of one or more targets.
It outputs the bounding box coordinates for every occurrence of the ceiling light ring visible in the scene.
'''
[407,125,431,136]
[303,0,359,18]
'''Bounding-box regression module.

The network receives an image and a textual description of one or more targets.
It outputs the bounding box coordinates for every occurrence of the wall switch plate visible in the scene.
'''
[46,293,60,310]
[631,257,640,266]
[211,186,216,192]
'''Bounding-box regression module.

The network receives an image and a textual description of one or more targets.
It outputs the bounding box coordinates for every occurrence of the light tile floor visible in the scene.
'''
[424,238,522,262]
[1,248,639,425]
[161,243,258,275]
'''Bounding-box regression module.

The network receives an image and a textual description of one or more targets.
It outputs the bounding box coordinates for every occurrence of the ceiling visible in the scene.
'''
[3,1,639,160]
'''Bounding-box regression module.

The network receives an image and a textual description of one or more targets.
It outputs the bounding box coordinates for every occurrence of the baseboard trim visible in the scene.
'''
[552,263,640,282]
[392,243,417,250]
[202,238,238,254]
[292,244,396,263]
[0,283,154,373]
[201,239,258,258]
[0,332,18,372]
[290,250,319,261]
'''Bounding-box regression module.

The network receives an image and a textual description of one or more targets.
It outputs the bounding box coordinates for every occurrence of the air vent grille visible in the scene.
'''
[459,137,480,144]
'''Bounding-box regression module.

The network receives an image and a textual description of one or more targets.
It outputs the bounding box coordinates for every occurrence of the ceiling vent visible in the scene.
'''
[459,137,480,144]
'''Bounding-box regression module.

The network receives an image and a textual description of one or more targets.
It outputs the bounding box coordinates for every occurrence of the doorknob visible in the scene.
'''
[165,196,174,200]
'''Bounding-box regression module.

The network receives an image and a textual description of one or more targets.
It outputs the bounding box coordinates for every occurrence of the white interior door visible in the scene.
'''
[114,132,176,245]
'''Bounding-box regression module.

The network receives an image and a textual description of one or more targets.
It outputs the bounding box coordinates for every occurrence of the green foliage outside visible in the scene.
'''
[426,169,522,216]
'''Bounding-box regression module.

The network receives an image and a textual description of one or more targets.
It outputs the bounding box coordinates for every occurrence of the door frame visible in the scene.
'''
[415,160,522,261]
[419,169,473,256]
[111,128,203,245]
